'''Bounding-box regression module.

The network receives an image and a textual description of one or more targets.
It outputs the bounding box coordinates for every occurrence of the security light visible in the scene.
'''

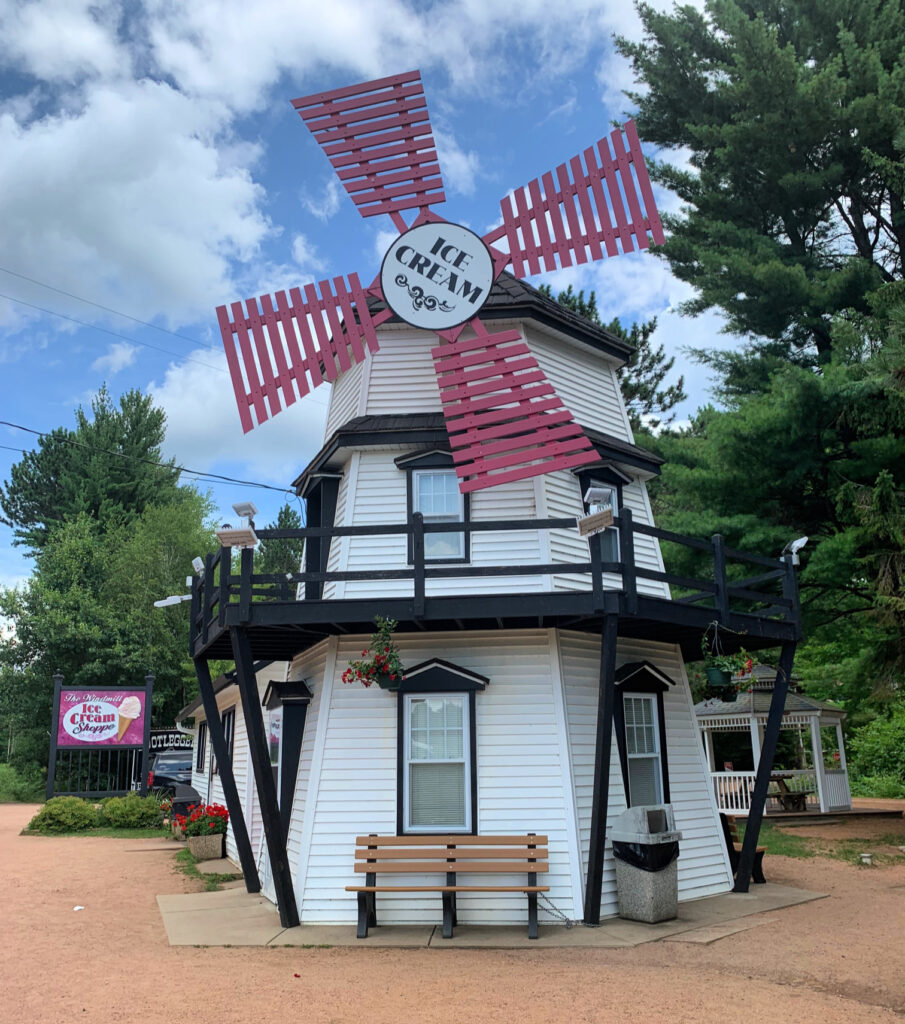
[782,536,809,566]
[191,557,205,574]
[153,594,192,608]
[583,486,613,506]
[232,501,258,521]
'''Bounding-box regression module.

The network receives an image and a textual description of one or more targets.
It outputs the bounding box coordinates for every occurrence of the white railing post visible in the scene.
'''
[809,717,828,812]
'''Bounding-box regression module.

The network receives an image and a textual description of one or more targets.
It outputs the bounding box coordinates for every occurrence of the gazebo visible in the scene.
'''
[695,666,852,815]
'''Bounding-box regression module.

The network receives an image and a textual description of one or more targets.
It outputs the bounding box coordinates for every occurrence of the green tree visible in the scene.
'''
[0,386,181,552]
[616,0,905,396]
[538,283,687,428]
[256,503,306,577]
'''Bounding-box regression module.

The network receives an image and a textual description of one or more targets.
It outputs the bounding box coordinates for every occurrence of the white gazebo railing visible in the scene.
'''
[710,769,822,815]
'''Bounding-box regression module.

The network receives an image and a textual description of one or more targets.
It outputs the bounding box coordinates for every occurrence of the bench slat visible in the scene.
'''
[355,846,547,861]
[347,885,550,893]
[355,834,547,846]
[354,860,550,874]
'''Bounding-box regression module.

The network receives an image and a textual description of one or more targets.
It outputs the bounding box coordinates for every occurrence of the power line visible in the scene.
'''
[0,291,227,373]
[0,418,298,497]
[0,265,222,353]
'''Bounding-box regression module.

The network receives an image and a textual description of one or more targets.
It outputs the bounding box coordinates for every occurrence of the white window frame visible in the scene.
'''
[585,479,620,561]
[403,692,472,833]
[412,468,466,561]
[623,692,664,806]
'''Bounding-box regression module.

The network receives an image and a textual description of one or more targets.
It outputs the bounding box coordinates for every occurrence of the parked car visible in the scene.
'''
[148,750,193,795]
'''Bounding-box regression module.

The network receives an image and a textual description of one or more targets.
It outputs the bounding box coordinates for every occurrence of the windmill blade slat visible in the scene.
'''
[499,119,664,277]
[292,69,446,219]
[432,326,601,492]
[217,276,379,432]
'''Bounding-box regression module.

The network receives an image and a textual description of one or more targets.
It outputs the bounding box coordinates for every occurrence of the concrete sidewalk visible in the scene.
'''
[156,882,824,948]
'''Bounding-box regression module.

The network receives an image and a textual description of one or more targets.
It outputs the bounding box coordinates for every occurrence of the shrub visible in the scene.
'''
[849,773,905,799]
[0,763,43,802]
[848,711,905,780]
[98,793,164,829]
[26,797,99,834]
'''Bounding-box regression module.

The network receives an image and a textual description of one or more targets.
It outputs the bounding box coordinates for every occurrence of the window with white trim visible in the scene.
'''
[623,694,663,806]
[404,693,470,831]
[413,469,465,561]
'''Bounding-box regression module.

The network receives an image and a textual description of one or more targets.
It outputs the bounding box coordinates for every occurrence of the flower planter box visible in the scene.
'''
[187,833,224,860]
[375,671,400,691]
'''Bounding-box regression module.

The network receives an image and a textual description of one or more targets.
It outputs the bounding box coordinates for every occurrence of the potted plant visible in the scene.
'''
[175,803,229,860]
[701,633,754,703]
[342,616,406,690]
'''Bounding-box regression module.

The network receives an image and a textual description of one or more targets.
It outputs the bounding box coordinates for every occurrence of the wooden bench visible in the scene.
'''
[347,834,549,939]
[771,777,813,812]
[719,813,766,884]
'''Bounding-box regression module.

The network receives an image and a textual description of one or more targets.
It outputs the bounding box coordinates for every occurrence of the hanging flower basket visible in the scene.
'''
[705,666,732,689]
[343,616,406,689]
[701,626,754,703]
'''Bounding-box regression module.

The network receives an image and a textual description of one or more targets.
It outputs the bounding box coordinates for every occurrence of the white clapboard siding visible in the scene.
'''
[621,481,670,598]
[525,325,630,441]
[341,453,545,598]
[294,630,579,924]
[324,361,364,438]
[365,330,442,415]
[558,631,731,918]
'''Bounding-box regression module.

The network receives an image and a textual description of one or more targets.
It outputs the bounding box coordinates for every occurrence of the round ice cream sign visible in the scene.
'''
[380,221,493,330]
[57,690,146,747]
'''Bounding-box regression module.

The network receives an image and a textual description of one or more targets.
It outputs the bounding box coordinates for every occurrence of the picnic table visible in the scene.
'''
[768,772,813,812]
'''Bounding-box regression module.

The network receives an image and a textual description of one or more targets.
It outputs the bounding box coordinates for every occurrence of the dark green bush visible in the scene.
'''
[98,793,164,829]
[26,796,99,833]
[849,773,905,799]
[0,763,44,802]
[849,711,905,781]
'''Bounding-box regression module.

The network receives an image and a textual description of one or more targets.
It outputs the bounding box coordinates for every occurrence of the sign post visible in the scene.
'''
[46,673,155,800]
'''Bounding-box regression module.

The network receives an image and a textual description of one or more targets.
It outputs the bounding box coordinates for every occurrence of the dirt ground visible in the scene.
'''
[3,804,905,1024]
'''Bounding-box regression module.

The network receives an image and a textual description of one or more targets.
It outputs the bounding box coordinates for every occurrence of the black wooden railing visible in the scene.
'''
[190,510,801,649]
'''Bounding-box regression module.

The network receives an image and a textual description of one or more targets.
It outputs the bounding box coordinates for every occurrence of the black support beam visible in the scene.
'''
[231,628,300,928]
[583,613,619,925]
[193,658,260,893]
[733,641,797,892]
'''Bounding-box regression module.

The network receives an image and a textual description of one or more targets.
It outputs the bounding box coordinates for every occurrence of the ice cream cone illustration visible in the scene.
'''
[116,696,142,742]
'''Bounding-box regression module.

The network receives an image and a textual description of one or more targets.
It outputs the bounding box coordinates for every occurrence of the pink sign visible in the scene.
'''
[56,689,147,747]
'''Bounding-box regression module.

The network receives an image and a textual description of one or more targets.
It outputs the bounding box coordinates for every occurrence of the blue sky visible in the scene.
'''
[0,0,725,590]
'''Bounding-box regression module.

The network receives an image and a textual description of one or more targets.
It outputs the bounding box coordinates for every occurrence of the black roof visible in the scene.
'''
[369,270,635,364]
[292,413,662,494]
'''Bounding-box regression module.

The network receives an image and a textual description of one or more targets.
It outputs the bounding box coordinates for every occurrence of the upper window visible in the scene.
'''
[413,470,465,560]
[623,693,663,806]
[404,694,471,831]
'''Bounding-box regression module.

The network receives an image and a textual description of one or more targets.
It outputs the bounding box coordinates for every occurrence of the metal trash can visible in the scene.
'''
[610,805,682,923]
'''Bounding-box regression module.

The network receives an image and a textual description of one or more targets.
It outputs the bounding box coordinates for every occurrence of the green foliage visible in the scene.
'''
[849,710,905,779]
[0,387,181,552]
[537,283,686,429]
[25,796,99,833]
[0,387,216,775]
[0,763,43,802]
[849,773,905,799]
[255,503,306,577]
[617,0,905,393]
[98,793,164,829]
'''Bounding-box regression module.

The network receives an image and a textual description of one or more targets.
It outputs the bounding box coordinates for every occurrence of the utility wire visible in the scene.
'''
[0,418,297,496]
[0,265,222,353]
[0,291,227,373]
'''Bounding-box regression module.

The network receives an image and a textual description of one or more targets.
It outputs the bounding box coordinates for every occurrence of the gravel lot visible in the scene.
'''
[3,802,904,1024]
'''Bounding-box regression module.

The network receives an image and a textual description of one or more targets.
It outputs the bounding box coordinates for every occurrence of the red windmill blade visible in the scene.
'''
[292,69,445,228]
[215,69,665,492]
[485,119,664,277]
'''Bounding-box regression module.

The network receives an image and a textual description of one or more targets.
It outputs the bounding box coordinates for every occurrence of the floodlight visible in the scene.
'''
[782,536,809,566]
[191,557,205,574]
[232,501,259,520]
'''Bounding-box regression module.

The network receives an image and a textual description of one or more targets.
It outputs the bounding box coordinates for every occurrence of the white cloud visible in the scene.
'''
[536,96,578,129]
[291,233,325,273]
[433,128,480,196]
[300,178,344,222]
[149,347,330,486]
[91,341,137,375]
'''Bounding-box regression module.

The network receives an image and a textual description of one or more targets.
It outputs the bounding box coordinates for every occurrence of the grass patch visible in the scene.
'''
[740,821,905,866]
[740,820,815,858]
[22,825,171,839]
[174,847,243,891]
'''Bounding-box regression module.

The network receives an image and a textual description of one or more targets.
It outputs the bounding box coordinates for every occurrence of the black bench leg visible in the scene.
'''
[451,892,458,927]
[752,852,767,885]
[527,892,538,940]
[442,892,455,939]
[367,892,377,926]
[357,893,370,938]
